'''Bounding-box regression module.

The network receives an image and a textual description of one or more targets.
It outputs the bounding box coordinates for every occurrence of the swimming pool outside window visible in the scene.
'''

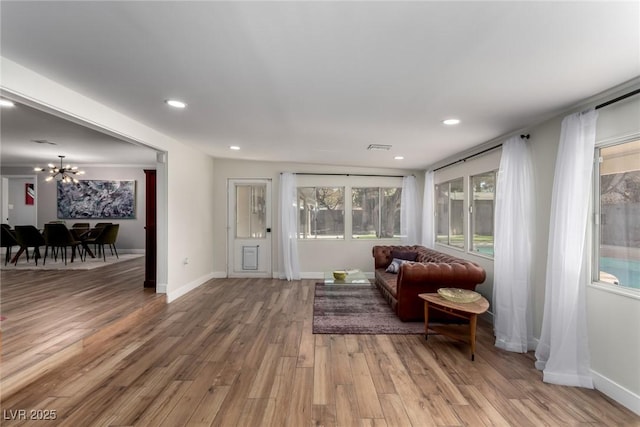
[594,139,640,290]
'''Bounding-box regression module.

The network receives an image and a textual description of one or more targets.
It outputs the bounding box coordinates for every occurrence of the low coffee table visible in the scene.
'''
[418,292,489,361]
[323,269,370,284]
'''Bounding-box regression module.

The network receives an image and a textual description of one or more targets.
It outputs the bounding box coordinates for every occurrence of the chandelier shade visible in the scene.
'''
[34,155,85,183]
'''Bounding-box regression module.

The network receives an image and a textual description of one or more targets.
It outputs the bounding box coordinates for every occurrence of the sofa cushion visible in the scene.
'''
[391,249,418,261]
[375,269,398,295]
[385,258,406,273]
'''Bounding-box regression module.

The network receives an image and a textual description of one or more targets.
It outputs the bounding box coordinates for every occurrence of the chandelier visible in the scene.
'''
[34,155,85,183]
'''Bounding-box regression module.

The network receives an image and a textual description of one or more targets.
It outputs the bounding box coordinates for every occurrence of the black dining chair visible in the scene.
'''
[78,226,105,259]
[93,224,119,261]
[1,225,19,265]
[43,223,84,265]
[13,225,46,266]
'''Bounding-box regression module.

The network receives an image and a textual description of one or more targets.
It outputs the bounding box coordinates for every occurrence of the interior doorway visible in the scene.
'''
[0,176,38,226]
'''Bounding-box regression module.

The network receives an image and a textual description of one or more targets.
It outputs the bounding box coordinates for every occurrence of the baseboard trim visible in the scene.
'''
[591,369,640,416]
[167,272,216,303]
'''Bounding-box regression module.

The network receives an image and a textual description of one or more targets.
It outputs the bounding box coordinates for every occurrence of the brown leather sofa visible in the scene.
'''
[372,245,486,322]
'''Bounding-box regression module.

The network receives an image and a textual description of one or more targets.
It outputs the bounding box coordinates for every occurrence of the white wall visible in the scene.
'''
[1,57,216,301]
[212,158,423,278]
[431,81,640,414]
[1,166,148,251]
[589,92,640,412]
[4,176,37,226]
[527,87,640,413]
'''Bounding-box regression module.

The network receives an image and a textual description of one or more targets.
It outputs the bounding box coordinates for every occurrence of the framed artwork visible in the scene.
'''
[25,183,35,205]
[57,180,136,219]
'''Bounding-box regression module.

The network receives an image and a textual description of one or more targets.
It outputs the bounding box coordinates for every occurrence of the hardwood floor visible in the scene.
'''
[1,260,638,426]
[0,257,166,398]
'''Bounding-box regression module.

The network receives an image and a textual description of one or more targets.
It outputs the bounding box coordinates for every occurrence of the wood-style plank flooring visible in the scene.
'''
[1,259,639,426]
[0,257,165,397]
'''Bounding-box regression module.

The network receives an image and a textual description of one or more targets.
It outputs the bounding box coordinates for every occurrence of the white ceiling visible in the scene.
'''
[0,101,158,167]
[1,1,639,170]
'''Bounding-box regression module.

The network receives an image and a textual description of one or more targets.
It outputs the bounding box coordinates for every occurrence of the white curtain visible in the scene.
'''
[279,172,300,280]
[421,171,435,248]
[493,136,535,353]
[400,175,420,245]
[535,109,598,388]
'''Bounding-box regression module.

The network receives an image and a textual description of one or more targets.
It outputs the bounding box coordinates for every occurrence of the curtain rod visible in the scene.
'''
[431,88,639,174]
[433,134,530,172]
[595,88,640,110]
[284,172,407,178]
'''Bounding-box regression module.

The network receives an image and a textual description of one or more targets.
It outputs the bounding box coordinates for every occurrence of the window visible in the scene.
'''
[595,139,640,290]
[471,171,496,257]
[235,184,266,239]
[352,187,402,238]
[436,178,464,248]
[297,187,344,239]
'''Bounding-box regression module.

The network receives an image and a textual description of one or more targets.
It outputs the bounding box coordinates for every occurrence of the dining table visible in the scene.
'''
[9,226,100,264]
[70,228,98,259]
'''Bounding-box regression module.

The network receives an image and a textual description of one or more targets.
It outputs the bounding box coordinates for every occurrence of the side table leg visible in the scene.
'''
[469,314,477,361]
[424,301,430,340]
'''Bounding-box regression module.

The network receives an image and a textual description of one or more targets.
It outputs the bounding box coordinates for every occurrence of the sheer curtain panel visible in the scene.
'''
[493,136,535,353]
[279,173,300,280]
[421,171,435,248]
[401,175,420,245]
[535,109,598,388]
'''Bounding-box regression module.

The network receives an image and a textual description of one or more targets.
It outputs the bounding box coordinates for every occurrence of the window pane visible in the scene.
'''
[235,184,266,239]
[471,172,495,257]
[352,187,379,238]
[450,178,465,248]
[381,187,402,238]
[436,184,449,244]
[297,187,344,239]
[598,140,640,289]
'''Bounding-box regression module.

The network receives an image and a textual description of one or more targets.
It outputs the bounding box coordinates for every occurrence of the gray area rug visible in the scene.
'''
[313,283,425,334]
[0,253,143,271]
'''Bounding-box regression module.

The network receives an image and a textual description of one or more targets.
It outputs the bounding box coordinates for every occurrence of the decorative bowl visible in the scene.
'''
[437,288,482,303]
[333,270,347,280]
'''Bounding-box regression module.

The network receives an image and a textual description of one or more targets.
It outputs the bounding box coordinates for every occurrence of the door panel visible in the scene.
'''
[228,179,272,277]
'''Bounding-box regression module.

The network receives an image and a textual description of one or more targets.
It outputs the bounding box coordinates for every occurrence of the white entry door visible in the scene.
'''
[228,179,272,278]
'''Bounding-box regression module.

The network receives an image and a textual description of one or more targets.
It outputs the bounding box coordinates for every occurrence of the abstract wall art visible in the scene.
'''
[57,180,135,219]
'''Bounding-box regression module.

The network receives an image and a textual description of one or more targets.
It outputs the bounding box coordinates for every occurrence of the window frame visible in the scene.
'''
[469,170,497,259]
[591,136,640,295]
[296,183,404,241]
[297,186,346,240]
[351,186,402,239]
[435,177,465,250]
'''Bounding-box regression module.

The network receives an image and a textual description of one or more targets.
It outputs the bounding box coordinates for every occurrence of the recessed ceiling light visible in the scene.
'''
[394,156,404,160]
[229,145,240,150]
[165,99,187,109]
[442,118,461,125]
[0,99,15,107]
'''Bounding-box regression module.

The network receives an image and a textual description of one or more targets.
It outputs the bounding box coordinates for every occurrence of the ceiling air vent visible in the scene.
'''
[367,144,392,151]
[32,139,57,145]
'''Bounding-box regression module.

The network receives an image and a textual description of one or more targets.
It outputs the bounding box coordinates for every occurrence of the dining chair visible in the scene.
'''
[43,223,84,265]
[94,224,120,261]
[72,222,90,229]
[1,225,19,265]
[13,225,46,265]
[79,226,105,259]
